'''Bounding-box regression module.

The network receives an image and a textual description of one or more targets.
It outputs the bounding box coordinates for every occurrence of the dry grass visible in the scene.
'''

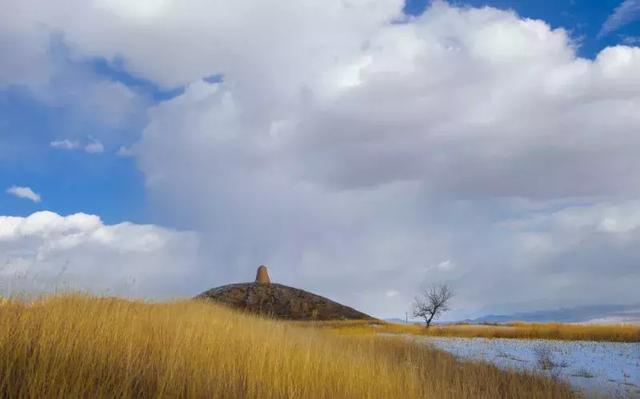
[315,320,640,342]
[0,294,575,398]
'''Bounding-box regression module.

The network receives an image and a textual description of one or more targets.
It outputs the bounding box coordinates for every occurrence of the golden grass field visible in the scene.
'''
[0,294,575,398]
[317,319,640,342]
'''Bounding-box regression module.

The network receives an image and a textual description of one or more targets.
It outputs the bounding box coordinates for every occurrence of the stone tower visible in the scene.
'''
[255,265,271,284]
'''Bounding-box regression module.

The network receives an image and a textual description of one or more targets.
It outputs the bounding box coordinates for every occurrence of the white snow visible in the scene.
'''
[418,337,640,398]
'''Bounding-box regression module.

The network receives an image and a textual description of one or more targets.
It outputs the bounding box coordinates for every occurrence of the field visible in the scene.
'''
[424,336,640,398]
[318,320,640,342]
[0,295,574,398]
[312,320,640,396]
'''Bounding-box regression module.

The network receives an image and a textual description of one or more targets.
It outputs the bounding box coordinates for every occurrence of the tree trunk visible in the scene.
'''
[425,314,434,328]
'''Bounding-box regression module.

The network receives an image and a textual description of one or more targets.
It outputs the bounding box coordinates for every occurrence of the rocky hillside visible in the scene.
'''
[196,266,373,321]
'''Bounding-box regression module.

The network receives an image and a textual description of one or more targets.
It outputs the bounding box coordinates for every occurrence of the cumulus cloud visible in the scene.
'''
[133,3,640,317]
[0,211,201,298]
[600,0,640,38]
[1,1,640,317]
[6,186,41,203]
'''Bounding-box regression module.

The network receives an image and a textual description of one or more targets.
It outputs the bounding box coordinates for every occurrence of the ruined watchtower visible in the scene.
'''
[255,265,271,284]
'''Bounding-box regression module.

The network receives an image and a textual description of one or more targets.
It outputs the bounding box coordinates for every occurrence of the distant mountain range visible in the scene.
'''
[469,304,640,324]
[387,304,640,325]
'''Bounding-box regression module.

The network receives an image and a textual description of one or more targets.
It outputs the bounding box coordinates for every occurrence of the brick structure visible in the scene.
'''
[255,265,271,284]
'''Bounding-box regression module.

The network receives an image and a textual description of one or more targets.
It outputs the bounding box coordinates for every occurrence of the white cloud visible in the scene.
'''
[0,13,52,88]
[6,186,41,203]
[50,137,104,154]
[116,146,134,157]
[430,260,455,272]
[84,137,104,154]
[600,0,640,37]
[132,3,640,317]
[0,211,201,298]
[94,0,173,20]
[50,139,80,150]
[83,81,144,128]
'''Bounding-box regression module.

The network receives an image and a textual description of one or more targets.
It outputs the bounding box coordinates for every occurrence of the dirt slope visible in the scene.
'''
[196,283,373,321]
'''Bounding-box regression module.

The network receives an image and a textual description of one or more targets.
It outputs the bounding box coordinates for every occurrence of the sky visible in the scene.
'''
[1,0,639,319]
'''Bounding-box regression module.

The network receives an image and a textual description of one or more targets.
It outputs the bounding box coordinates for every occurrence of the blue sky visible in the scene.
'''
[0,86,147,223]
[1,0,640,318]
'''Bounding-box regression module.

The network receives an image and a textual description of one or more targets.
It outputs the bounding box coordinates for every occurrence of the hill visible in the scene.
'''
[471,304,640,324]
[196,265,373,321]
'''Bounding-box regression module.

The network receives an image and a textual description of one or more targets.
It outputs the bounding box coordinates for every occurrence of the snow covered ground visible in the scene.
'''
[418,337,640,398]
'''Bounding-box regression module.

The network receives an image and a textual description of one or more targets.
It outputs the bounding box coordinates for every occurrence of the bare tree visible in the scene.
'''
[412,284,454,328]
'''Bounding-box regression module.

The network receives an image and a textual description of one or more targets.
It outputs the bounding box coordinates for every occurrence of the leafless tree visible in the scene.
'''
[412,284,454,328]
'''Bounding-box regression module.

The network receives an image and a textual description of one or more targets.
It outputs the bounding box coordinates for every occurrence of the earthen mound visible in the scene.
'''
[196,266,373,321]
